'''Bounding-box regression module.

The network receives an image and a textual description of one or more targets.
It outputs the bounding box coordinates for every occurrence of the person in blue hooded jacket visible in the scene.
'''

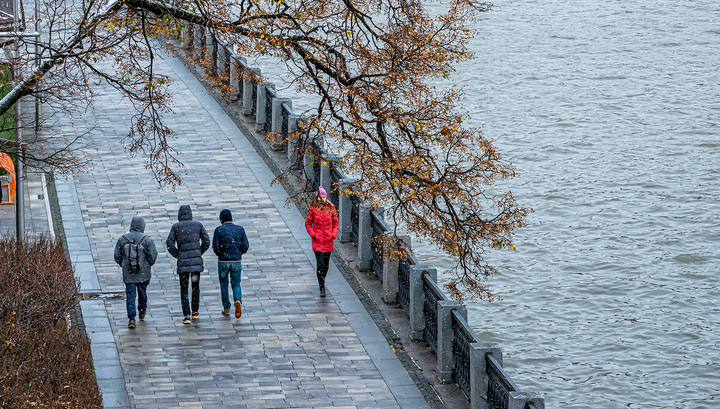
[212,209,249,318]
[166,205,210,324]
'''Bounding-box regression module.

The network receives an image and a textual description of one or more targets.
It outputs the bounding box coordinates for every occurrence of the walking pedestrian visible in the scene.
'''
[304,186,338,297]
[212,209,249,318]
[166,205,210,324]
[114,216,158,329]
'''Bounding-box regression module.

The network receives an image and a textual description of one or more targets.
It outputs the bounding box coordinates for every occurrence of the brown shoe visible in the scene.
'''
[191,312,199,319]
[183,316,191,324]
[222,308,230,316]
[234,301,242,318]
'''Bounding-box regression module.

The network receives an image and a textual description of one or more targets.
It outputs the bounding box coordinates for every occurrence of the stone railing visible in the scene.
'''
[166,23,546,409]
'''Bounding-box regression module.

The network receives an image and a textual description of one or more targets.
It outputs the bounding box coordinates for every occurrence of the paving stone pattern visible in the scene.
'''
[54,54,430,408]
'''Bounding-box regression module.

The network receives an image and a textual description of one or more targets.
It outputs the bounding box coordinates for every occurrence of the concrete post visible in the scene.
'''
[303,140,318,185]
[216,42,226,77]
[320,153,340,193]
[338,179,356,243]
[181,23,193,48]
[230,54,246,102]
[357,206,384,271]
[205,32,216,73]
[470,343,503,409]
[242,68,261,116]
[193,24,203,58]
[271,98,292,151]
[357,204,372,270]
[437,301,466,383]
[382,235,410,304]
[509,392,544,409]
[408,266,437,341]
[255,83,273,132]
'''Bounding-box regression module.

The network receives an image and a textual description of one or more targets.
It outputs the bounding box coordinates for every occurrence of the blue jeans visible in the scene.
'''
[126,280,149,319]
[218,261,242,309]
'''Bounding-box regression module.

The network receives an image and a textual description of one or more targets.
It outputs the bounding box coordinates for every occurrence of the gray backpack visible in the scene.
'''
[122,235,148,274]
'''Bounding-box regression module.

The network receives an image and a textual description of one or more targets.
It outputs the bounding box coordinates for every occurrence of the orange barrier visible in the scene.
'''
[0,153,15,205]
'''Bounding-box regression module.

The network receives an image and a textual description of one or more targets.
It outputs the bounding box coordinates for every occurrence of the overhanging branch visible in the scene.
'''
[0,0,123,116]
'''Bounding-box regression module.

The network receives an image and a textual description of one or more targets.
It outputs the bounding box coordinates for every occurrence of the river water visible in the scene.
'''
[255,0,720,407]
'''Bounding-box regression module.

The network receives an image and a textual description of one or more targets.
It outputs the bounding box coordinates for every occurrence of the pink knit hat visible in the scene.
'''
[317,186,327,197]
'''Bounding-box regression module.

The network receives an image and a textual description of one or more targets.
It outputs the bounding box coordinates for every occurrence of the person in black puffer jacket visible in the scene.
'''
[166,205,210,324]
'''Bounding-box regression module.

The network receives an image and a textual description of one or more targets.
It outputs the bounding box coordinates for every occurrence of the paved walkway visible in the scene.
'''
[53,52,433,408]
[0,172,54,236]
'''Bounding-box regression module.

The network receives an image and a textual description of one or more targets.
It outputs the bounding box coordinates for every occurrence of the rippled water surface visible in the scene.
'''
[257,0,720,407]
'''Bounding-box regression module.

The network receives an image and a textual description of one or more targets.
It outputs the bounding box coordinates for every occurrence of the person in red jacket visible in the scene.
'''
[305,186,339,297]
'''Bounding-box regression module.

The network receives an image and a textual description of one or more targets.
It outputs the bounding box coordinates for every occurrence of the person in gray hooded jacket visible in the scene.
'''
[114,216,158,329]
[166,205,210,324]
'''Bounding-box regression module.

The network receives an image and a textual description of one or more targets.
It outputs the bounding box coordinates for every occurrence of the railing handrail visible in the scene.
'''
[451,309,481,344]
[487,354,519,393]
[281,101,292,117]
[330,160,345,181]
[422,272,448,303]
[370,211,390,235]
[402,247,419,266]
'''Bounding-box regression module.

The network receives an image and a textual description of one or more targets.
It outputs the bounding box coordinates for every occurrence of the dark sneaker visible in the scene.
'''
[191,312,199,319]
[320,286,326,298]
[183,316,191,324]
[138,312,146,321]
[234,301,242,318]
[128,319,136,329]
[222,308,231,316]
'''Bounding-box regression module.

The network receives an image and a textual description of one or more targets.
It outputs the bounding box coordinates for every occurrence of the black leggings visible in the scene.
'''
[314,251,331,289]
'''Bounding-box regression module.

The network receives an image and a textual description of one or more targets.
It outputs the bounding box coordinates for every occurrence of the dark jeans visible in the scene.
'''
[125,280,149,320]
[314,251,331,290]
[179,272,200,317]
[218,261,242,309]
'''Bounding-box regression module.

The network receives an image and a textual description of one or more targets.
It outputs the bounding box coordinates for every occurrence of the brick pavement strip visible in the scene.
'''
[52,51,433,408]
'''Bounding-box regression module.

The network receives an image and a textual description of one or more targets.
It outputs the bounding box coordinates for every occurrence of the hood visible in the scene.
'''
[178,205,193,221]
[130,216,146,233]
[219,209,233,224]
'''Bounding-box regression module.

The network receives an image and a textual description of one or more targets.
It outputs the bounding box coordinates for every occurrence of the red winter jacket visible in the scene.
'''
[305,203,339,253]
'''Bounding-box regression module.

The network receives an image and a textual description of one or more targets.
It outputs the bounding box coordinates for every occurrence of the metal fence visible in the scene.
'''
[422,273,446,354]
[265,87,276,133]
[281,103,291,153]
[397,251,416,316]
[210,36,218,74]
[329,162,344,210]
[487,354,519,409]
[452,310,481,399]
[222,45,231,81]
[350,194,360,246]
[312,152,321,190]
[251,81,257,116]
[370,212,388,279]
